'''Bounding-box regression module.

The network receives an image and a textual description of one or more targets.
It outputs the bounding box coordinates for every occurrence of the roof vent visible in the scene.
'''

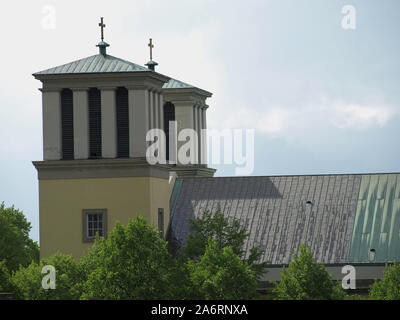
[305,200,313,206]
[145,60,158,71]
[96,41,110,56]
[369,248,376,262]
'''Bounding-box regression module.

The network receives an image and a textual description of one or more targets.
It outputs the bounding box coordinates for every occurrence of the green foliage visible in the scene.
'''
[0,202,39,272]
[182,210,267,279]
[272,244,345,300]
[79,216,179,299]
[345,293,367,300]
[369,262,400,300]
[186,239,259,300]
[183,210,248,259]
[3,210,268,300]
[11,253,81,300]
[0,260,12,293]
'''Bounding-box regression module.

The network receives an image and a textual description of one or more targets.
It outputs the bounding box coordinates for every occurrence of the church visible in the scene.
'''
[33,19,400,289]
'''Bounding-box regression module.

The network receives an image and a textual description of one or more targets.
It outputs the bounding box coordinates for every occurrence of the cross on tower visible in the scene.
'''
[99,17,106,41]
[148,38,154,60]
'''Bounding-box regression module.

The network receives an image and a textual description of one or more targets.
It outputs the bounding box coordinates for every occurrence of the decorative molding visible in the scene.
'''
[70,87,89,92]
[162,86,212,98]
[97,86,118,91]
[35,70,170,83]
[33,158,171,180]
[39,88,61,93]
[126,84,148,91]
[169,165,216,178]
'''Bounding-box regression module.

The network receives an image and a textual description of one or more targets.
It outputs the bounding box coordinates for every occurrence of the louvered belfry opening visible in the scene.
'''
[116,87,129,158]
[163,102,175,161]
[88,88,102,159]
[61,88,74,160]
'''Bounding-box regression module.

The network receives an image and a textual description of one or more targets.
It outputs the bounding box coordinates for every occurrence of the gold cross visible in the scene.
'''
[148,38,154,60]
[99,17,106,41]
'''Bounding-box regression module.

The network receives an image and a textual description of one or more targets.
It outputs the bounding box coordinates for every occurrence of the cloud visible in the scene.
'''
[330,103,394,129]
[209,94,395,141]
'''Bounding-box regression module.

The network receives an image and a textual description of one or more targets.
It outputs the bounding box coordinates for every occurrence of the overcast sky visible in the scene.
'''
[0,0,399,242]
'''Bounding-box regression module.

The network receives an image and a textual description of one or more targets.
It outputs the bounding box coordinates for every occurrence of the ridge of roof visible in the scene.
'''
[179,172,400,179]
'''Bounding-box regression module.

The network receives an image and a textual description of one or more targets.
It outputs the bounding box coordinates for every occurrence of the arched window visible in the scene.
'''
[88,88,102,159]
[116,87,129,158]
[61,88,74,160]
[163,102,175,161]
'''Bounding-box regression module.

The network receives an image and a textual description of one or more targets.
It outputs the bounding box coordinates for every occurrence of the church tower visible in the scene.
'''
[33,18,215,259]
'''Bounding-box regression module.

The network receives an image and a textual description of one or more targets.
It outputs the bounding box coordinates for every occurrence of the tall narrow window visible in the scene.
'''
[88,88,102,159]
[158,208,164,238]
[61,88,74,160]
[116,87,129,158]
[163,102,175,161]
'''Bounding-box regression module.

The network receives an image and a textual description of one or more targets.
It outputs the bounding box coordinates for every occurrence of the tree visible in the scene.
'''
[79,216,180,300]
[183,210,248,258]
[0,202,39,272]
[369,262,400,300]
[186,239,259,299]
[0,260,12,293]
[272,244,345,300]
[11,253,81,300]
[182,210,267,278]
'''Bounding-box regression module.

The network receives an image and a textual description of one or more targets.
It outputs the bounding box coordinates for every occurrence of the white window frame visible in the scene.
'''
[82,209,107,242]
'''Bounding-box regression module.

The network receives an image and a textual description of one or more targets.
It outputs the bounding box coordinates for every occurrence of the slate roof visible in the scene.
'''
[169,173,400,265]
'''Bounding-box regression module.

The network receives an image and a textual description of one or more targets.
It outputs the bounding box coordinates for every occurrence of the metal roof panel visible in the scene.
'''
[169,174,367,264]
[34,54,150,75]
[348,174,400,263]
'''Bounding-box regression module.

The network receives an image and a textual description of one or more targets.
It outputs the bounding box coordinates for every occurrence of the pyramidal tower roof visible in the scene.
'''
[33,18,212,95]
[33,53,150,76]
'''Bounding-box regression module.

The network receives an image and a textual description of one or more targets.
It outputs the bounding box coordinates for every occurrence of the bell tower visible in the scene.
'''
[33,18,215,258]
[33,18,215,259]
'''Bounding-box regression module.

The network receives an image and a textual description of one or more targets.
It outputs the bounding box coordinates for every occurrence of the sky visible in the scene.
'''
[0,0,399,242]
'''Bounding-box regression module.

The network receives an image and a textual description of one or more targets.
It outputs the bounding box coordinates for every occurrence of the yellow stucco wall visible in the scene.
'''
[39,176,170,260]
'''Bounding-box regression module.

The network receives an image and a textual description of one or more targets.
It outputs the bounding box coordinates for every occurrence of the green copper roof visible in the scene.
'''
[162,78,212,96]
[162,78,193,89]
[34,54,150,75]
[34,53,211,95]
[349,174,400,263]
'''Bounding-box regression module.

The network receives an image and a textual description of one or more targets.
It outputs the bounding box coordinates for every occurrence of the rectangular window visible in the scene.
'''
[82,209,107,242]
[163,102,175,162]
[116,87,129,158]
[61,89,74,160]
[158,208,164,238]
[88,88,102,159]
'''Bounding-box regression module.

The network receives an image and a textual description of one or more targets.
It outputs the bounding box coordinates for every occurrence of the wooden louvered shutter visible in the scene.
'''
[88,88,102,159]
[116,87,129,158]
[163,102,175,161]
[61,89,74,160]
